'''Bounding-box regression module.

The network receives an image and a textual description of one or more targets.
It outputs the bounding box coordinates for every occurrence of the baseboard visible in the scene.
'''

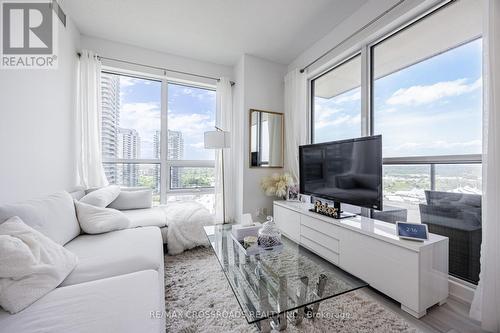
[448,276,476,304]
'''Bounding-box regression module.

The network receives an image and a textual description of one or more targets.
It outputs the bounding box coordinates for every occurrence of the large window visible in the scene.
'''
[101,73,162,204]
[101,73,216,212]
[310,0,482,284]
[312,54,361,143]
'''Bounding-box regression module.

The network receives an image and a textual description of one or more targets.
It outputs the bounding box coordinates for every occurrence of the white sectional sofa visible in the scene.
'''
[0,189,167,333]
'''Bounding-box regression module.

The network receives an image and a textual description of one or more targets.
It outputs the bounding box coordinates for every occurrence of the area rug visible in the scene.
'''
[164,247,421,333]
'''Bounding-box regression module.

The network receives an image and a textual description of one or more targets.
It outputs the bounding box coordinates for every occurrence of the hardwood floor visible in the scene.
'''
[358,287,486,333]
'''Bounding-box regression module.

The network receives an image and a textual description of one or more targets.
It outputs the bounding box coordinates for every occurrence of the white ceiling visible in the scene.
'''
[62,0,368,66]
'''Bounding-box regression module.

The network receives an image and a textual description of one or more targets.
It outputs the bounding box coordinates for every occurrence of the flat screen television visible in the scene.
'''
[299,135,382,217]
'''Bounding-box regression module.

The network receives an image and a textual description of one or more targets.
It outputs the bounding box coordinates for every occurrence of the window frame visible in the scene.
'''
[309,0,483,183]
[101,68,216,205]
[310,51,362,143]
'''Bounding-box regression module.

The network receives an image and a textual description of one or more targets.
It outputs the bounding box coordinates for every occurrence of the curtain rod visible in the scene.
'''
[77,52,235,86]
[300,0,408,73]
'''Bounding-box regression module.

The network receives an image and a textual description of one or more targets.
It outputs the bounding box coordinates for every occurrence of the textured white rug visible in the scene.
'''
[165,247,421,333]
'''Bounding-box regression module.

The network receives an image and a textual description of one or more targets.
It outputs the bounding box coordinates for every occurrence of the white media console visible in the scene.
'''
[273,200,449,318]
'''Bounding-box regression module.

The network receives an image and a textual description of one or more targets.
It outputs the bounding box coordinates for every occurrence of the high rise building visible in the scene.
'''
[118,128,141,186]
[101,73,120,183]
[168,130,184,188]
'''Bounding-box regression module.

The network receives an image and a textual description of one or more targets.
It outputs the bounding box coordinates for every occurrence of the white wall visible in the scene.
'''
[0,20,81,204]
[80,35,233,82]
[232,54,287,219]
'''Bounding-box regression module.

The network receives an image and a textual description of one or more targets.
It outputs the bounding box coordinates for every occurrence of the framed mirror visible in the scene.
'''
[249,109,284,168]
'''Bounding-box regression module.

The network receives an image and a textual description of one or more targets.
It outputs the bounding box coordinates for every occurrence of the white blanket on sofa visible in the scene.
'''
[164,202,214,255]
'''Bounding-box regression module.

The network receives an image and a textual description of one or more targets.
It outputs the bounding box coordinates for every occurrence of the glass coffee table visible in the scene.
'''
[204,225,367,332]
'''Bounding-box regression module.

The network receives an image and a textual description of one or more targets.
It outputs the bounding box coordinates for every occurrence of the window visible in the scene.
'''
[101,72,162,205]
[166,83,216,212]
[101,73,216,212]
[312,54,361,143]
[309,0,482,284]
[372,0,482,284]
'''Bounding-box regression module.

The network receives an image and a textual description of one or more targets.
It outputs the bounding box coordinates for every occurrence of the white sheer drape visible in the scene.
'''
[215,78,234,223]
[267,113,283,166]
[284,69,307,183]
[469,1,500,331]
[76,50,108,188]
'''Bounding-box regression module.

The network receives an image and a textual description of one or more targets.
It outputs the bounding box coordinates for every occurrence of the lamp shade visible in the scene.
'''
[204,131,231,149]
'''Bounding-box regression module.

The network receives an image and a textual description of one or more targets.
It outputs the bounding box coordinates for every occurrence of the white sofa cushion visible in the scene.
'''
[0,217,78,313]
[0,191,80,245]
[108,189,153,210]
[74,201,130,234]
[61,227,163,286]
[79,185,120,207]
[0,270,163,333]
[121,206,167,228]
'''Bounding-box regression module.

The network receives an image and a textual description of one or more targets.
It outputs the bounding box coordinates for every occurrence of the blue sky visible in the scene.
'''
[117,77,215,160]
[314,38,483,157]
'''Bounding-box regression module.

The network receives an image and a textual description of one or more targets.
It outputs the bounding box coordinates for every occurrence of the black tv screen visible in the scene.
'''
[299,135,382,211]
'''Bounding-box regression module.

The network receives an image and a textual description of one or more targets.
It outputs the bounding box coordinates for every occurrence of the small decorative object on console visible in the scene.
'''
[243,236,258,249]
[257,216,282,247]
[311,200,339,218]
[396,222,429,241]
[286,185,299,201]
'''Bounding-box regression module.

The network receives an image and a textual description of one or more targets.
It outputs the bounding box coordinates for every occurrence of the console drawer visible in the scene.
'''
[301,235,339,265]
[301,224,340,254]
[301,214,342,240]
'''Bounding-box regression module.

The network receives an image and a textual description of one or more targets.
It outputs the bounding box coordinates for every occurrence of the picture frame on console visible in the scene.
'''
[286,185,299,201]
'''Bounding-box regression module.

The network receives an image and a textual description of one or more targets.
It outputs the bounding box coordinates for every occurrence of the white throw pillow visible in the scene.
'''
[80,185,120,207]
[0,191,80,245]
[108,189,153,210]
[74,201,131,234]
[0,216,78,314]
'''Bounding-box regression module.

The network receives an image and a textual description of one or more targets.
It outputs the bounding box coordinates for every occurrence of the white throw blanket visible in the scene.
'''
[165,202,214,255]
[0,217,78,313]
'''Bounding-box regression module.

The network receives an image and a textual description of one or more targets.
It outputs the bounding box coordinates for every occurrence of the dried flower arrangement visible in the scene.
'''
[261,173,293,198]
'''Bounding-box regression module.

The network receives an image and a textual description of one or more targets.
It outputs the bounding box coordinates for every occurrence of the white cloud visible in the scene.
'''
[190,142,205,149]
[386,78,481,106]
[168,113,214,136]
[119,102,161,137]
[120,76,139,88]
[390,140,481,152]
[315,114,360,129]
[314,104,342,120]
[180,87,215,102]
[333,90,361,104]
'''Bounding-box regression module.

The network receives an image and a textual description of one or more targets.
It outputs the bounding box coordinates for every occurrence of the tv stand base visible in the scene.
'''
[308,208,357,220]
[337,211,357,219]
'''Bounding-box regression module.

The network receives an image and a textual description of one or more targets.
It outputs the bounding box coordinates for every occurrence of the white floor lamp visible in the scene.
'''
[204,127,231,223]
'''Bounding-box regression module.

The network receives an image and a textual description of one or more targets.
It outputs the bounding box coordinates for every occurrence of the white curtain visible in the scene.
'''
[284,69,308,183]
[215,78,234,223]
[76,50,108,188]
[469,1,500,331]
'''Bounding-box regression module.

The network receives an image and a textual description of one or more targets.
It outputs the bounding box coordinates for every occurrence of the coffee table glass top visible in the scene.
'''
[204,225,367,324]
